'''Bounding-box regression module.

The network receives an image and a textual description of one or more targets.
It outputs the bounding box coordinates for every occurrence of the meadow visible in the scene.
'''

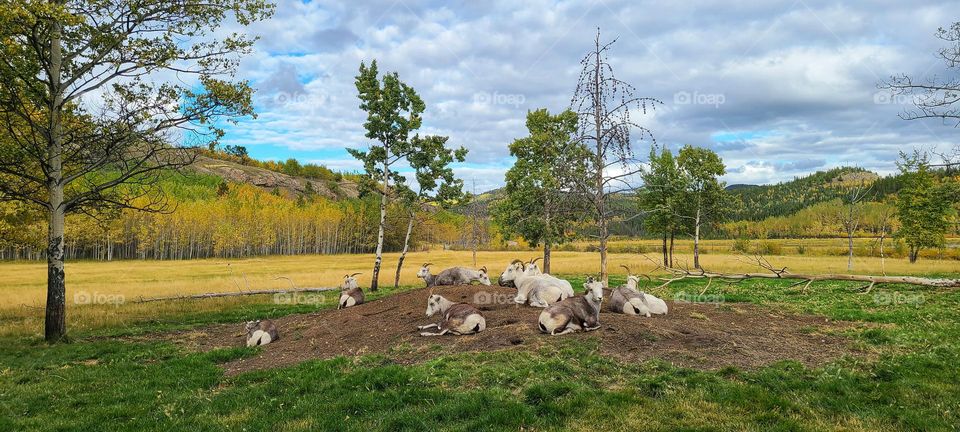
[2,244,959,431]
[2,240,959,338]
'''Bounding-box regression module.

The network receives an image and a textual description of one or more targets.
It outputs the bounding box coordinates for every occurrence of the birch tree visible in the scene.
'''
[0,0,272,341]
[676,145,726,270]
[392,135,467,288]
[349,60,424,291]
[569,29,660,283]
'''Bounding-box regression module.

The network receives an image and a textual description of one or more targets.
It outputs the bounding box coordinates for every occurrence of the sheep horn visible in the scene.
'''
[530,257,542,265]
[480,266,487,273]
[422,263,432,267]
[620,264,632,274]
[350,272,362,277]
[510,259,524,265]
[342,274,349,279]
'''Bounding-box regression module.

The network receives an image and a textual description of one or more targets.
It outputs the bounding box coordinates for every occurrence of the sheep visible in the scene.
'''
[417,294,486,336]
[338,272,364,309]
[416,263,492,287]
[498,260,574,307]
[245,319,279,347]
[537,277,605,335]
[524,257,544,275]
[609,265,668,316]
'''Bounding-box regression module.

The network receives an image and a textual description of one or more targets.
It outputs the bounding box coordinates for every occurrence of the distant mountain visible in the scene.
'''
[727,167,886,221]
[725,184,760,191]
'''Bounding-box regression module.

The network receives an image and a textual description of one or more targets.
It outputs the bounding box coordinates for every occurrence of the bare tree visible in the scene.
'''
[881,22,960,167]
[836,180,872,272]
[569,28,660,283]
[0,1,271,341]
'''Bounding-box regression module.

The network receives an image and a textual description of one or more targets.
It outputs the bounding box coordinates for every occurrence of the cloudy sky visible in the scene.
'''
[217,0,960,191]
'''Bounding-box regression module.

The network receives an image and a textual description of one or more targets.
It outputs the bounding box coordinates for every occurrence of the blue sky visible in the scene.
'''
[216,0,960,191]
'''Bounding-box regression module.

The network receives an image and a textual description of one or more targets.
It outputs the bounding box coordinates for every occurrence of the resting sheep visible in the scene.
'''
[417,294,486,336]
[417,263,492,287]
[338,273,364,309]
[245,319,279,347]
[538,277,604,335]
[609,266,668,316]
[499,260,574,307]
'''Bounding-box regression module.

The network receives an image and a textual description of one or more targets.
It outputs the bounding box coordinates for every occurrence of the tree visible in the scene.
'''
[640,145,685,267]
[348,60,425,291]
[895,151,951,263]
[881,22,960,167]
[495,108,586,273]
[393,135,467,288]
[835,179,872,271]
[0,0,271,341]
[569,29,660,283]
[676,145,727,269]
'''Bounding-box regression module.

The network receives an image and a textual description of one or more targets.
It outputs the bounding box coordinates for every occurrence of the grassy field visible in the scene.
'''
[2,248,959,430]
[1,248,958,338]
[2,272,959,430]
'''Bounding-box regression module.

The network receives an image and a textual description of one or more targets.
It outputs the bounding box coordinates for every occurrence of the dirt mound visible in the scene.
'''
[161,285,860,375]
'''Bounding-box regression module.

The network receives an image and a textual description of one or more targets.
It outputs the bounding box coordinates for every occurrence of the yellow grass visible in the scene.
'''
[1,246,957,338]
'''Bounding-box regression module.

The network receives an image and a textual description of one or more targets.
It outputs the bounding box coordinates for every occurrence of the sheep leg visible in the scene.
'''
[551,327,577,336]
[417,323,440,330]
[420,328,449,337]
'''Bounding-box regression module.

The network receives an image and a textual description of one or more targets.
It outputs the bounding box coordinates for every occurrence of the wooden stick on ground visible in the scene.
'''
[637,254,960,291]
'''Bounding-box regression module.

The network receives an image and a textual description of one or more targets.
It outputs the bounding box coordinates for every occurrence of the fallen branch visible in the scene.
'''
[134,287,338,303]
[637,254,960,290]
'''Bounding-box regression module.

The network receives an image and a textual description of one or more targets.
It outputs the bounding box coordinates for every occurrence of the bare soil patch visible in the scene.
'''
[151,285,862,375]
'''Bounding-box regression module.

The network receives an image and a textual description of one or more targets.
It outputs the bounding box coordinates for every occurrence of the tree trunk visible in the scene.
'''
[370,161,389,291]
[662,232,668,267]
[693,208,702,270]
[909,246,919,263]
[847,229,854,272]
[593,40,609,285]
[45,19,67,342]
[394,211,415,288]
[45,192,66,342]
[878,234,886,276]
[543,242,552,274]
[669,231,675,268]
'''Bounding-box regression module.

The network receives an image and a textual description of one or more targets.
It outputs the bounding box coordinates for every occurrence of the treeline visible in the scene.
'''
[0,175,482,261]
[720,199,904,239]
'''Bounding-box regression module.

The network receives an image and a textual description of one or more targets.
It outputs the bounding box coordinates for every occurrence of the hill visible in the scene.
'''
[187,153,359,200]
[727,167,885,221]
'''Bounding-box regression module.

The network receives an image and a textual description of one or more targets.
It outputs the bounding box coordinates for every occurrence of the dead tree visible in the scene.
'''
[837,179,873,272]
[881,22,960,168]
[569,28,660,284]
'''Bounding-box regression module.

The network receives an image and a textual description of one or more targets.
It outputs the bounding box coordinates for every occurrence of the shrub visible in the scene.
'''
[731,238,751,253]
[756,241,782,255]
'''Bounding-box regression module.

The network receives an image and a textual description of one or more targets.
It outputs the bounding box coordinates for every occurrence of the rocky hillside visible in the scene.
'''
[187,155,359,199]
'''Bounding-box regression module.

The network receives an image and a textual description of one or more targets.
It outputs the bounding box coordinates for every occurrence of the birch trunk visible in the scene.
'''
[693,207,702,269]
[394,211,415,288]
[370,160,389,291]
[45,20,67,341]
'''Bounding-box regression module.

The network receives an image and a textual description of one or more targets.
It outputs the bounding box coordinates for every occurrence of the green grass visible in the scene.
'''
[2,276,960,431]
